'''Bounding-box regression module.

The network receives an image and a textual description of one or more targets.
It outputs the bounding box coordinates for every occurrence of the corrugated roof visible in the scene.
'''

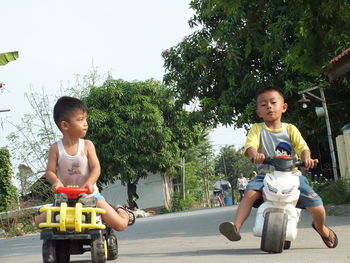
[330,47,350,64]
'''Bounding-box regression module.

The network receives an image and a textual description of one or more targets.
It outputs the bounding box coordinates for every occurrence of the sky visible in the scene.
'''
[0,0,246,156]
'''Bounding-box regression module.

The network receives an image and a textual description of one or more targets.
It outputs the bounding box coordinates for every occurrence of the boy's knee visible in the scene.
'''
[245,190,261,199]
[111,221,128,232]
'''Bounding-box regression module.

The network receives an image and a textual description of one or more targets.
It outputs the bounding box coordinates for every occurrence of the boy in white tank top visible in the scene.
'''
[35,96,135,230]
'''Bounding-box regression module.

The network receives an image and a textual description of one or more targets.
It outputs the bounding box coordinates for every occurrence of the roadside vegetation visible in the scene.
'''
[2,0,350,237]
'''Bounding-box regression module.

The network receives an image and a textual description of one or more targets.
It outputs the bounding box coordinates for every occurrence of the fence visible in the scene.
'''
[336,127,350,180]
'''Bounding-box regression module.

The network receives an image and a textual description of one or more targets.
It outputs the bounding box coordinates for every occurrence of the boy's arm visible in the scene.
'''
[288,124,317,169]
[85,140,101,193]
[301,149,318,170]
[246,146,265,164]
[46,143,64,192]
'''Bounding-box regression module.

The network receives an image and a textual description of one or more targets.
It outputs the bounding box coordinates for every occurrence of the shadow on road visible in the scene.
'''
[120,248,263,257]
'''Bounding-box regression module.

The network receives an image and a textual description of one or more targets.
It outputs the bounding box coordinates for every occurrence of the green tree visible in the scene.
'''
[185,131,214,206]
[162,0,350,134]
[214,145,255,199]
[6,90,58,201]
[84,79,201,207]
[0,147,18,211]
[170,130,215,211]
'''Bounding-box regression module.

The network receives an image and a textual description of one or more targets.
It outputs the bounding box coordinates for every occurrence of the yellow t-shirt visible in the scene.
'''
[244,123,309,173]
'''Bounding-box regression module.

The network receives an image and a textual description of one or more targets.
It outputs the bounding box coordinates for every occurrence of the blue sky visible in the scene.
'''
[0,0,246,154]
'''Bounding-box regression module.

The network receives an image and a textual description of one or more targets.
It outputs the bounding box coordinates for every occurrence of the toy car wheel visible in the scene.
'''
[91,234,107,263]
[42,240,56,263]
[56,240,70,263]
[261,211,287,253]
[106,231,118,260]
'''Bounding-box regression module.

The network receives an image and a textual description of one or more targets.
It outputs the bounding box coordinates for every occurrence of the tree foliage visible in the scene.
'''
[214,145,255,187]
[5,90,59,204]
[85,79,202,186]
[0,147,18,211]
[0,51,18,66]
[171,131,215,210]
[163,0,350,135]
[6,90,59,181]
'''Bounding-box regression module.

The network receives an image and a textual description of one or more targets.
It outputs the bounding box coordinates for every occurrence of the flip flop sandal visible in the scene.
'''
[116,205,136,226]
[312,223,338,248]
[219,222,241,241]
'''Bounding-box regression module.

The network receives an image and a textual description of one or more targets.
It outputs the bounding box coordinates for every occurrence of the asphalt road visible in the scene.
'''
[0,205,349,263]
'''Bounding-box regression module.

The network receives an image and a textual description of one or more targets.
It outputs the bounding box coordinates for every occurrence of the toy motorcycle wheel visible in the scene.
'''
[261,211,288,253]
[42,239,56,263]
[284,240,291,249]
[91,233,107,263]
[106,231,118,260]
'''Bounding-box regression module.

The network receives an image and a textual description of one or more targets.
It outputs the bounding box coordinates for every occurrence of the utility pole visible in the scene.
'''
[298,86,338,180]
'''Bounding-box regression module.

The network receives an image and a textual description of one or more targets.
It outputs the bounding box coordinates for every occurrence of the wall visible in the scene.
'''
[101,173,166,209]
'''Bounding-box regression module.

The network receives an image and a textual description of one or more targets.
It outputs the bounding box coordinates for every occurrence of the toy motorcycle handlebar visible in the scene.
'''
[263,156,305,172]
[56,186,89,199]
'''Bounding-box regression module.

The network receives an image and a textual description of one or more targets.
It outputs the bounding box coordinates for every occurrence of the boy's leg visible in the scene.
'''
[307,205,338,248]
[34,212,47,227]
[298,176,337,248]
[97,199,134,231]
[219,190,261,241]
[234,190,261,231]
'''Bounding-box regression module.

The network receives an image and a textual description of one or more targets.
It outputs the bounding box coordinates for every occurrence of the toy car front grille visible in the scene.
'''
[39,202,106,232]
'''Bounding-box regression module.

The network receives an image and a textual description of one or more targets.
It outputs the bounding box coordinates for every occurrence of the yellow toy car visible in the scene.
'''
[39,186,118,263]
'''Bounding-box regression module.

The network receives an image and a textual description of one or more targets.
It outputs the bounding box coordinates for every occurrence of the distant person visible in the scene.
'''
[219,86,337,248]
[236,172,248,201]
[35,96,135,230]
[213,176,232,205]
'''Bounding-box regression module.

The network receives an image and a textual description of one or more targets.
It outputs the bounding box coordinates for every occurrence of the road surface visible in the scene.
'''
[0,205,349,262]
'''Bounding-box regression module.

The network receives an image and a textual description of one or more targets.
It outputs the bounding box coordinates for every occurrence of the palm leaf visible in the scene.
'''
[0,51,19,66]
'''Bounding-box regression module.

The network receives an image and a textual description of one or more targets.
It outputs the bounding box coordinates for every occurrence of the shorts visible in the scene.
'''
[246,174,323,209]
[93,192,105,201]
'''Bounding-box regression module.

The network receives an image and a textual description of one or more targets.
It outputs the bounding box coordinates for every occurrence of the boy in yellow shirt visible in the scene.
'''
[219,87,337,248]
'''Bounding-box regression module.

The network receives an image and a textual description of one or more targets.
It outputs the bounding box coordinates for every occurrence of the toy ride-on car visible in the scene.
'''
[39,186,118,263]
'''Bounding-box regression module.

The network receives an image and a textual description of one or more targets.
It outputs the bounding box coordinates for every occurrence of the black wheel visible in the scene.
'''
[106,231,118,260]
[284,240,291,250]
[56,240,70,263]
[91,233,106,263]
[42,240,56,263]
[261,212,288,253]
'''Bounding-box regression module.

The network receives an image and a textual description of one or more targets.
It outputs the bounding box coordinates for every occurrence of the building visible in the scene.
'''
[101,173,173,211]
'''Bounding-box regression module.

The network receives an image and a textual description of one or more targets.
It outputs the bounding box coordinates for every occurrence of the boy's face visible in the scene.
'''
[256,90,287,125]
[61,109,88,138]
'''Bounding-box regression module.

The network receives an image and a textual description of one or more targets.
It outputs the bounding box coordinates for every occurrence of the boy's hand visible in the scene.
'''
[303,158,318,170]
[252,153,265,164]
[52,180,64,193]
[84,184,95,194]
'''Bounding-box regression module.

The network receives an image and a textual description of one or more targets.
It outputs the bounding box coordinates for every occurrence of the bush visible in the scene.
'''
[170,191,199,212]
[0,208,37,238]
[317,179,350,205]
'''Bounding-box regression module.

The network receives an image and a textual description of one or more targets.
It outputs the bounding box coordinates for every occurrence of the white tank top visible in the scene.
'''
[57,139,98,197]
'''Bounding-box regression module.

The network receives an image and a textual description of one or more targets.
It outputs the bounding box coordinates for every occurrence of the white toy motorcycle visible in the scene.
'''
[252,156,304,253]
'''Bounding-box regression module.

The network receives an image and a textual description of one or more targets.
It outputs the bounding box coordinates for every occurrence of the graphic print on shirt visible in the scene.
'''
[67,161,81,176]
[275,141,292,157]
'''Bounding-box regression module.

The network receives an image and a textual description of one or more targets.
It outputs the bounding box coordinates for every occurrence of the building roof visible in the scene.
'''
[330,47,350,64]
[327,47,350,82]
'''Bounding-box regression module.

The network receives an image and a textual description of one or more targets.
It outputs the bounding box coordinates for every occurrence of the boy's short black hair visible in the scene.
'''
[255,86,285,100]
[53,96,87,129]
